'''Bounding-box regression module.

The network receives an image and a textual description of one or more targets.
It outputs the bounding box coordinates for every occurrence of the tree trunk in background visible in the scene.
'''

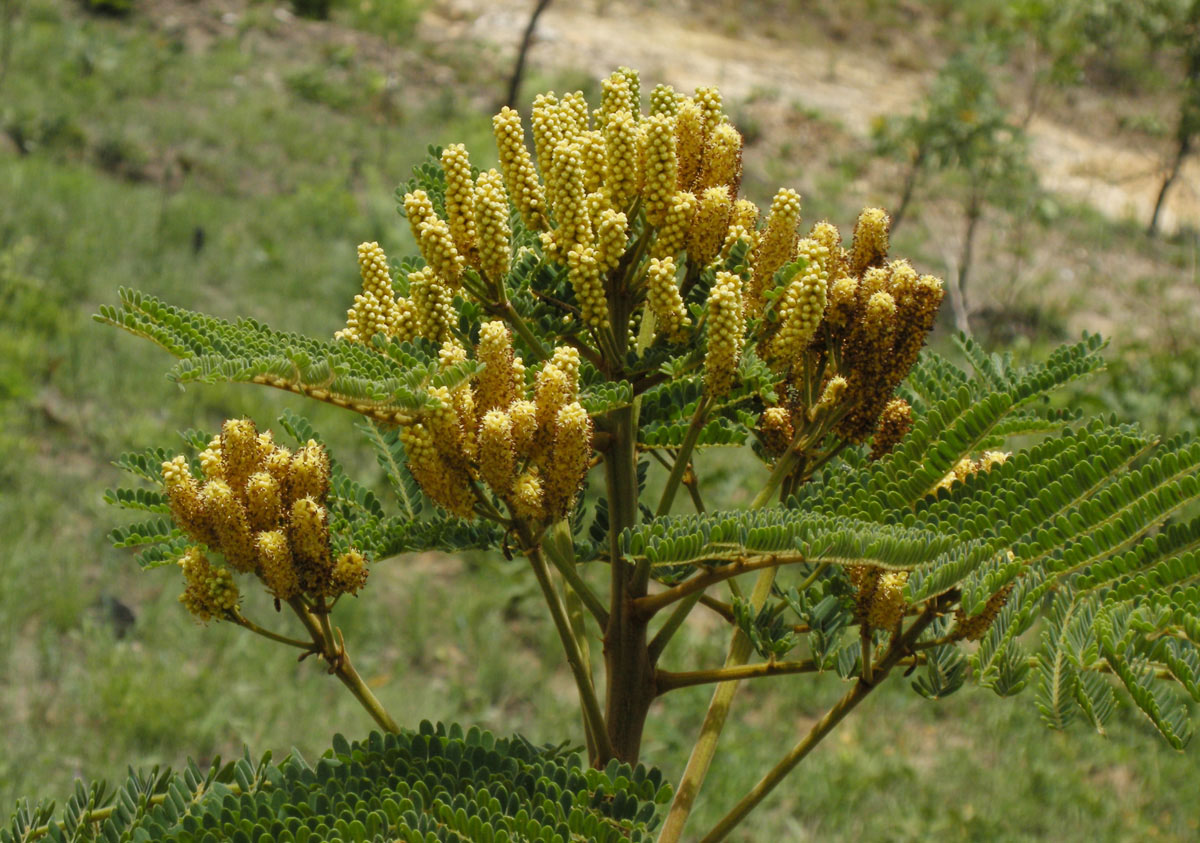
[889,146,925,234]
[505,0,553,110]
[1149,5,1200,237]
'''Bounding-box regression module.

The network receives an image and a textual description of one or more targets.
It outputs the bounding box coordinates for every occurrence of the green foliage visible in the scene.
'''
[2,724,669,843]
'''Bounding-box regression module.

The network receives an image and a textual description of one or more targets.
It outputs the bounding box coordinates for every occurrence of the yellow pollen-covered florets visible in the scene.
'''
[202,478,256,573]
[178,546,238,623]
[867,570,908,630]
[870,398,913,460]
[567,243,610,329]
[545,139,592,259]
[255,529,299,600]
[697,122,743,194]
[674,99,705,191]
[595,208,628,275]
[508,399,538,458]
[473,169,513,283]
[288,440,331,506]
[549,345,581,390]
[578,130,607,194]
[404,190,464,289]
[532,92,567,199]
[652,191,697,259]
[693,85,723,136]
[441,144,480,269]
[641,113,678,227]
[401,423,476,518]
[559,90,589,135]
[645,256,690,342]
[704,270,745,396]
[408,267,457,344]
[244,471,282,531]
[493,106,548,231]
[220,417,262,493]
[197,436,223,480]
[650,83,680,116]
[543,402,593,518]
[342,241,397,341]
[475,321,523,413]
[849,207,890,276]
[826,276,860,332]
[600,69,637,127]
[759,406,794,456]
[330,549,369,597]
[688,186,733,266]
[162,456,212,545]
[288,496,333,593]
[479,409,516,494]
[750,188,802,301]
[534,362,573,439]
[511,469,545,520]
[954,583,1015,641]
[604,110,641,212]
[770,238,830,367]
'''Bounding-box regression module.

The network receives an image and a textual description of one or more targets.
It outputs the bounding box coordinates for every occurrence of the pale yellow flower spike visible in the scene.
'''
[179,547,239,623]
[568,243,610,330]
[693,85,724,136]
[162,456,214,547]
[759,406,794,455]
[604,110,641,212]
[809,375,847,421]
[578,131,608,196]
[202,478,256,573]
[479,409,516,495]
[868,571,909,630]
[770,237,830,368]
[649,83,680,116]
[750,188,802,302]
[559,90,589,135]
[343,241,396,341]
[438,339,478,460]
[287,440,330,505]
[645,256,690,342]
[688,186,733,266]
[288,496,333,593]
[440,144,480,269]
[704,270,745,397]
[732,198,759,232]
[826,275,860,332]
[543,402,594,518]
[534,363,573,451]
[849,207,890,277]
[532,92,566,206]
[508,399,538,458]
[428,385,473,471]
[476,321,522,414]
[255,530,300,600]
[408,267,457,345]
[545,139,592,260]
[651,190,697,260]
[549,345,581,396]
[674,99,705,191]
[330,549,369,597]
[404,190,465,290]
[641,113,678,228]
[493,106,549,231]
[387,296,420,344]
[220,417,262,495]
[244,471,283,532]
[511,469,545,521]
[600,71,635,128]
[697,123,743,194]
[595,208,628,275]
[401,423,476,518]
[473,169,513,284]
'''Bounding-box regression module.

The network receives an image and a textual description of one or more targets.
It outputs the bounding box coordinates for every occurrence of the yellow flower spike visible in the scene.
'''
[287,496,333,593]
[347,241,397,340]
[201,478,257,573]
[870,398,913,460]
[567,243,610,329]
[550,345,581,392]
[545,139,592,259]
[543,401,594,519]
[809,221,844,278]
[649,83,680,116]
[749,188,802,301]
[687,186,733,266]
[387,295,420,343]
[479,409,516,494]
[440,144,480,269]
[178,546,238,623]
[697,122,743,194]
[470,169,513,284]
[732,198,759,232]
[595,208,629,275]
[220,417,262,496]
[578,131,608,196]
[770,238,829,367]
[476,321,522,413]
[954,583,1015,641]
[867,570,908,630]
[809,375,848,421]
[408,267,457,345]
[427,385,472,470]
[645,256,690,342]
[400,423,477,518]
[600,70,636,128]
[641,113,678,228]
[287,440,331,506]
[837,291,900,443]
[674,99,705,191]
[849,207,890,276]
[198,435,223,480]
[244,471,283,532]
[559,90,590,135]
[859,265,891,304]
[534,363,573,446]
[264,446,292,486]
[604,110,641,212]
[440,339,479,461]
[161,456,213,545]
[651,190,697,260]
[619,66,641,112]
[826,275,860,332]
[532,92,567,200]
[979,450,1011,472]
[861,291,898,345]
[493,106,549,231]
[720,223,755,263]
[758,406,794,456]
[404,190,464,290]
[693,85,724,136]
[255,529,300,600]
[704,270,745,397]
[508,399,538,458]
[330,549,369,597]
[510,468,546,521]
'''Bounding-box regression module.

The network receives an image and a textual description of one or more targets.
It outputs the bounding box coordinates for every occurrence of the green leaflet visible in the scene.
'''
[3,725,669,843]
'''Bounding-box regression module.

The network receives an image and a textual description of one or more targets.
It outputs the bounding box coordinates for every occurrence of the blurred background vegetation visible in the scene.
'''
[0,0,1197,839]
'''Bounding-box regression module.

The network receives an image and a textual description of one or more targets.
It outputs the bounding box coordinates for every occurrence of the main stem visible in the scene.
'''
[602,402,656,763]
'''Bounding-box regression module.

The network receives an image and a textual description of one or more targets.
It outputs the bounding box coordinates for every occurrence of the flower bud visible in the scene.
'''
[651,190,697,259]
[493,106,548,231]
[441,144,480,268]
[543,402,593,518]
[255,529,300,600]
[704,270,745,396]
[479,409,516,494]
[849,207,890,276]
[178,546,238,622]
[330,549,369,597]
[687,186,732,266]
[404,190,464,289]
[288,496,333,593]
[645,256,690,342]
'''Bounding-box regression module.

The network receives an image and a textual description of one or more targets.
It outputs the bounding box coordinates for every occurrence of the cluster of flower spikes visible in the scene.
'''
[847,564,910,633]
[161,419,369,621]
[757,207,946,458]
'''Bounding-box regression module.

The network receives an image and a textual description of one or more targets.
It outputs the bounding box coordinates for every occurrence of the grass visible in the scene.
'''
[1,0,1198,840]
